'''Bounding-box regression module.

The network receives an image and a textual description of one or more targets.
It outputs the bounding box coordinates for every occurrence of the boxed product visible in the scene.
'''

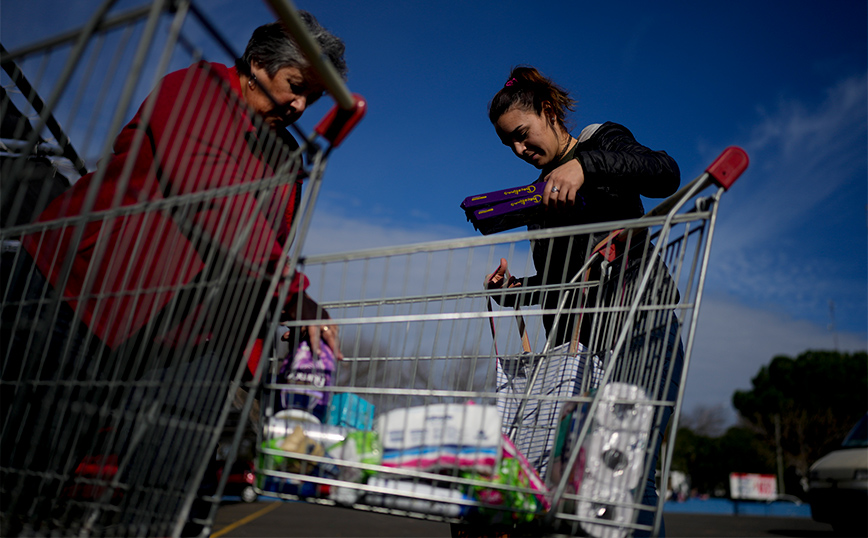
[377,403,501,474]
[326,392,375,430]
[460,181,586,235]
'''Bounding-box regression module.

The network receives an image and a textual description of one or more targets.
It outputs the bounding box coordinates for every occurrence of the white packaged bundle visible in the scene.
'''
[377,403,501,475]
[583,427,648,489]
[577,488,634,538]
[364,477,470,517]
[593,383,653,431]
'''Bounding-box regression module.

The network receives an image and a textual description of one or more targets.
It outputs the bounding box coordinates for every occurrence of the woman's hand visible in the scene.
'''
[485,258,520,306]
[299,322,342,361]
[485,258,513,289]
[543,158,585,209]
[281,289,344,360]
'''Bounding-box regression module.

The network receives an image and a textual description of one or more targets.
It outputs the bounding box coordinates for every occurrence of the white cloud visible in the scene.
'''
[700,73,867,330]
[714,72,866,246]
[301,208,470,256]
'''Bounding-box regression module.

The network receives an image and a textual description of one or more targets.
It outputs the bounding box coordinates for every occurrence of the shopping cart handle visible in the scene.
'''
[314,93,367,148]
[706,146,749,190]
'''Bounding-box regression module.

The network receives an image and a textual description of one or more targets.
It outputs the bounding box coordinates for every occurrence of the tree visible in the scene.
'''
[671,424,774,496]
[679,404,730,437]
[732,349,867,490]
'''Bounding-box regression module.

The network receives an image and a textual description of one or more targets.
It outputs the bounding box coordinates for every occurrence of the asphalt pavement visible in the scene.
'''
[211,500,840,538]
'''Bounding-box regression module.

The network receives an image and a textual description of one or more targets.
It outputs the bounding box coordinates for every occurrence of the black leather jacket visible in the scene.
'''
[508,121,681,346]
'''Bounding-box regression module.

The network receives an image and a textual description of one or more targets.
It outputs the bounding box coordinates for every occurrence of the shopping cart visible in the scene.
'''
[255,147,748,537]
[0,1,363,536]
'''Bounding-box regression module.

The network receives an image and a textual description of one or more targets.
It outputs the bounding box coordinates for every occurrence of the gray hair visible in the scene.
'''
[240,11,347,81]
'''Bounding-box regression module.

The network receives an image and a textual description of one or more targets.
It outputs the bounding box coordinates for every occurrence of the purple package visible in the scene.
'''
[469,192,586,235]
[473,193,543,220]
[279,340,335,421]
[461,182,546,210]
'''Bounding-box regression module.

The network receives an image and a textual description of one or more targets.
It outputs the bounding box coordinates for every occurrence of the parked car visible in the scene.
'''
[808,413,868,535]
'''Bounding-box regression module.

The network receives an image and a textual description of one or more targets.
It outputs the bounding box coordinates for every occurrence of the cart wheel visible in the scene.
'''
[241,485,258,503]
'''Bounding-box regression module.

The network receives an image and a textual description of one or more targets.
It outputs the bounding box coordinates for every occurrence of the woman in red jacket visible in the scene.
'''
[20,17,344,362]
[2,13,345,535]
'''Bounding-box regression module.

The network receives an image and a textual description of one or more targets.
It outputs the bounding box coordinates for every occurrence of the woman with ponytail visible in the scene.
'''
[479,66,683,538]
[485,65,681,347]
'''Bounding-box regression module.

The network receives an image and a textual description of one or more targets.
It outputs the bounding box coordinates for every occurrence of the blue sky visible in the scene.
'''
[3,0,866,426]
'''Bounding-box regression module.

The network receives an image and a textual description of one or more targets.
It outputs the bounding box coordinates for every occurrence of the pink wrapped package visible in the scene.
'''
[500,434,551,512]
[461,433,550,524]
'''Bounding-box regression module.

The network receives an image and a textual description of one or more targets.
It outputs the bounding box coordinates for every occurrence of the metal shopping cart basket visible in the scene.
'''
[255,147,748,537]
[0,1,364,536]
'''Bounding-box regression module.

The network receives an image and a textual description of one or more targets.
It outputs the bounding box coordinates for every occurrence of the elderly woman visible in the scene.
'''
[19,15,345,364]
[2,13,346,535]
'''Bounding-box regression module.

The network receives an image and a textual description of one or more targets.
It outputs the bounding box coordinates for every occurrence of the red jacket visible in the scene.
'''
[22,62,306,352]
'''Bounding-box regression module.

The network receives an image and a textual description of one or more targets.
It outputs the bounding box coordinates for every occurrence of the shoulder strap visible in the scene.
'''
[577,123,602,143]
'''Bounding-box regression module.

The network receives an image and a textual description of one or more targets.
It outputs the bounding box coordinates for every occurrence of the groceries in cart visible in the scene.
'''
[278,339,337,422]
[261,338,378,496]
[551,384,655,538]
[368,403,551,521]
[327,392,376,430]
[377,403,500,474]
[258,385,659,528]
[259,409,380,498]
[464,434,552,523]
[257,399,550,520]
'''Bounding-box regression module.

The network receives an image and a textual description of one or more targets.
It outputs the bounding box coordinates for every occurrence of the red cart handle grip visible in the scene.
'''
[706,146,749,190]
[315,93,367,148]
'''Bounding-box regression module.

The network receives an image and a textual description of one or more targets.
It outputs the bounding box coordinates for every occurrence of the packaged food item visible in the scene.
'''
[377,403,501,474]
[279,340,335,421]
[260,426,335,479]
[326,431,383,494]
[259,416,347,480]
[463,434,550,523]
[501,434,550,511]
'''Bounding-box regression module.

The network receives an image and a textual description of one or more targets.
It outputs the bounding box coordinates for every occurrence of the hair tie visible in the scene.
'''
[504,77,516,87]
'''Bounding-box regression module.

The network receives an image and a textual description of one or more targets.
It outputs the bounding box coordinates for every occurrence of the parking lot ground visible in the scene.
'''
[212,500,839,538]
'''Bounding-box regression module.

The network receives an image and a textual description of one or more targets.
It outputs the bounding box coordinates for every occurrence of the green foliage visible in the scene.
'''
[670,349,866,498]
[732,350,867,471]
[671,425,774,496]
